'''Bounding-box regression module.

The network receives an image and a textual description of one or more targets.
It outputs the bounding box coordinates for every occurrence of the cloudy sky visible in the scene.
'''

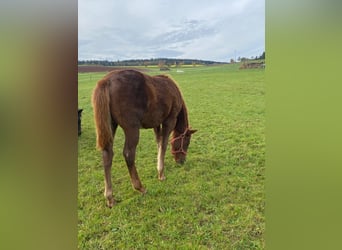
[78,0,264,62]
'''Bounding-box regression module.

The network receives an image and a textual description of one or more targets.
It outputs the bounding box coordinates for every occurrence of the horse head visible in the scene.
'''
[171,128,197,164]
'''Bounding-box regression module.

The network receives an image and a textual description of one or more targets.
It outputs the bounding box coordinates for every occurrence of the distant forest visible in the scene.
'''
[78,52,265,67]
[78,58,225,67]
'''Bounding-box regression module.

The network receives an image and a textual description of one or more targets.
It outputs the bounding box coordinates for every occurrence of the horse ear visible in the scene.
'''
[189,129,197,134]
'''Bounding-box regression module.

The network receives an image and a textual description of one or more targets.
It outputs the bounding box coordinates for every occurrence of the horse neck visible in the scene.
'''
[174,103,189,136]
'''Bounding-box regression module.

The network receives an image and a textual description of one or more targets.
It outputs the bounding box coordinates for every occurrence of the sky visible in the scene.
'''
[78,0,264,62]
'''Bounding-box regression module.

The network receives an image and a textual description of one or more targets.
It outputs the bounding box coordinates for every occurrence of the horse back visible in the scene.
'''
[106,70,183,129]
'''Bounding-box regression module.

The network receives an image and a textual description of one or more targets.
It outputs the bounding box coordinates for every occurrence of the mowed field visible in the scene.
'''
[78,64,265,249]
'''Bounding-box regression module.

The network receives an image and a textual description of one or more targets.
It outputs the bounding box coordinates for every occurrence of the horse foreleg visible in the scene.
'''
[157,143,166,180]
[123,129,146,194]
[157,127,173,181]
[102,147,115,208]
[154,126,166,180]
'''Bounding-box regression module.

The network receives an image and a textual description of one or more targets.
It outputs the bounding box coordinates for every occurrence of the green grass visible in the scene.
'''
[78,64,265,249]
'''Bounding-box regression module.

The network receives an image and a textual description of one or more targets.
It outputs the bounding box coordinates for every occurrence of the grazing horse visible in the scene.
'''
[92,69,196,207]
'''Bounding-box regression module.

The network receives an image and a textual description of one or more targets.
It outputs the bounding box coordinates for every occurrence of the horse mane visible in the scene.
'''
[174,99,189,134]
[156,74,189,135]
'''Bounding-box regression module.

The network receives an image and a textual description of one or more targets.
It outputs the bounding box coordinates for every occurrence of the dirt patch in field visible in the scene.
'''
[78,65,148,73]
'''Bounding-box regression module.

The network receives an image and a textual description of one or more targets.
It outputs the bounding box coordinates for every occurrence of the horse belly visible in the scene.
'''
[140,115,163,129]
[140,110,166,129]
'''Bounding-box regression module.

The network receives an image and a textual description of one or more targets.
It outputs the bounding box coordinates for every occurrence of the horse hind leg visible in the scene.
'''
[102,145,115,208]
[102,123,117,208]
[123,128,146,194]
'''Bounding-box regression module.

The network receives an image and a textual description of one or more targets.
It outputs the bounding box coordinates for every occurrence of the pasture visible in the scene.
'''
[78,64,265,249]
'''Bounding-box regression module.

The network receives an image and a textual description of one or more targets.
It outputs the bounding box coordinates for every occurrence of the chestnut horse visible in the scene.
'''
[92,69,196,207]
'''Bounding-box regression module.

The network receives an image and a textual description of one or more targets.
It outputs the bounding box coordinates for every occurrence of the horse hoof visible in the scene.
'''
[139,187,147,194]
[158,175,166,181]
[107,199,116,208]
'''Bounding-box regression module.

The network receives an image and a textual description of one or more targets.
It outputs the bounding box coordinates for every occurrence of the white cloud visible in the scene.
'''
[78,0,264,62]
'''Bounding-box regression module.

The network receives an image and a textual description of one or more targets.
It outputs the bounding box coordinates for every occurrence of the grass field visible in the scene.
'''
[78,64,265,249]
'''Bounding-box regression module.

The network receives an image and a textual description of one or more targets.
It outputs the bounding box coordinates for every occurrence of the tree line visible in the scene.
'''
[231,51,265,63]
[78,52,265,67]
[78,58,225,67]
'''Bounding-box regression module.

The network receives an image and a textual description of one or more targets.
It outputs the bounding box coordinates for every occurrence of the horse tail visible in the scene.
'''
[92,79,113,150]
